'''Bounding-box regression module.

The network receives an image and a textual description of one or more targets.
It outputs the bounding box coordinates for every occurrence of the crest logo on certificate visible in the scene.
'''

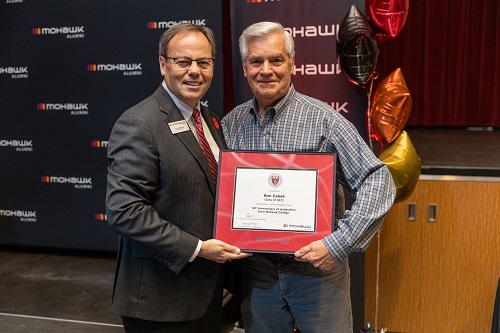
[268,173,282,187]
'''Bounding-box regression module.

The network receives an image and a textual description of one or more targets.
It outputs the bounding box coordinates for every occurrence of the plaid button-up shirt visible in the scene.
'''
[221,85,396,262]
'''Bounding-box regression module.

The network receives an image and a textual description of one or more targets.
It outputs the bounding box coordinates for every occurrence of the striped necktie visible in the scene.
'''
[192,108,218,184]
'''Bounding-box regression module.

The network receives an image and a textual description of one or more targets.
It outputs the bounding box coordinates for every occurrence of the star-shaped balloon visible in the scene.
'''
[369,68,412,144]
[379,131,421,203]
[337,5,379,87]
[366,0,410,42]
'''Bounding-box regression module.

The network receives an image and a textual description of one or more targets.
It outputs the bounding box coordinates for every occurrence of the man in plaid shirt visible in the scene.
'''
[222,21,396,333]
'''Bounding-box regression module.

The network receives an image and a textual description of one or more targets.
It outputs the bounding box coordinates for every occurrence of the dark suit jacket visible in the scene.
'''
[106,84,226,322]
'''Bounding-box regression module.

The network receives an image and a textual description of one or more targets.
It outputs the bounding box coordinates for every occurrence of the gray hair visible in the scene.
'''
[239,21,295,61]
[159,23,216,57]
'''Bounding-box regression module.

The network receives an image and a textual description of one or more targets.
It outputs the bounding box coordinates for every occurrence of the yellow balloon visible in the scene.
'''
[379,131,421,203]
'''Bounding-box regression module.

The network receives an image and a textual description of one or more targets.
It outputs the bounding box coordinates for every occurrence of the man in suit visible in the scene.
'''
[106,23,250,333]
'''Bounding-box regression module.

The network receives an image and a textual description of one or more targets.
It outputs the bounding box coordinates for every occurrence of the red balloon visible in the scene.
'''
[369,68,412,143]
[366,0,410,42]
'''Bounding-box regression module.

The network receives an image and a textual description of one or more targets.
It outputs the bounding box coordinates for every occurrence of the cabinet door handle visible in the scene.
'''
[427,203,438,222]
[407,202,417,221]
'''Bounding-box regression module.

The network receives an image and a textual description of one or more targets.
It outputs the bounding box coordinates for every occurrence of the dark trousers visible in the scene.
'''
[121,277,223,333]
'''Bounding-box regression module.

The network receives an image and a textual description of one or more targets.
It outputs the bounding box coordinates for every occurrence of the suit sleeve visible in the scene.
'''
[106,111,199,274]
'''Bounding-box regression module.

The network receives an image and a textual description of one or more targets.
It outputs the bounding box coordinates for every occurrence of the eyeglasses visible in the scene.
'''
[163,56,215,70]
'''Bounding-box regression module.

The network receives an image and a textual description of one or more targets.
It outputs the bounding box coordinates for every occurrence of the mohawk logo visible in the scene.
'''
[0,139,33,152]
[0,209,37,222]
[37,102,89,115]
[94,213,107,221]
[293,63,342,76]
[91,140,108,148]
[0,210,37,217]
[32,26,84,35]
[330,102,349,114]
[0,140,32,147]
[41,176,93,189]
[87,63,142,76]
[37,103,88,110]
[284,24,339,38]
[147,19,207,29]
[0,66,28,78]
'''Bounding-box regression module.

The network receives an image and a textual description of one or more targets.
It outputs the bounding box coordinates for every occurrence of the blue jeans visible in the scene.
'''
[240,253,352,333]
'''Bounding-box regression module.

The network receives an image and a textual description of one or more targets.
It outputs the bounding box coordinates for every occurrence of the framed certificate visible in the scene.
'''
[214,151,336,253]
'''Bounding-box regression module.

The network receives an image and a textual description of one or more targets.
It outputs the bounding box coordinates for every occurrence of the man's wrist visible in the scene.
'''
[189,239,202,262]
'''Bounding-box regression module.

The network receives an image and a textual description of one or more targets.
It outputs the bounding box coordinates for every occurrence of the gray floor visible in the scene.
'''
[0,250,123,333]
[0,250,241,333]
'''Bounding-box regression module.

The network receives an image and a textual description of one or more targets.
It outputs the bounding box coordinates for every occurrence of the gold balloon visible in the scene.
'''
[370,68,412,143]
[379,131,421,203]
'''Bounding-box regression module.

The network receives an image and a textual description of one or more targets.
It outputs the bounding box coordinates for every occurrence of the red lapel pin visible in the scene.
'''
[212,118,220,130]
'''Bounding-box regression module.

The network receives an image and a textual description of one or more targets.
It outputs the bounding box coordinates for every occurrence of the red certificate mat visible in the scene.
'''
[214,151,336,253]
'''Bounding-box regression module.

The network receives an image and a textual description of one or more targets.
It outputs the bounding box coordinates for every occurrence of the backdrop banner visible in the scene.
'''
[230,0,367,135]
[0,0,224,251]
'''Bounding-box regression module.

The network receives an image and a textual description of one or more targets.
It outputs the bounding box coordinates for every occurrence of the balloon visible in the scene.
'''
[379,131,420,203]
[366,0,410,42]
[369,68,412,143]
[337,5,379,87]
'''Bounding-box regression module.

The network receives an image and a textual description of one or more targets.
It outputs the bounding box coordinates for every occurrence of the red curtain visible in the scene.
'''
[375,0,500,127]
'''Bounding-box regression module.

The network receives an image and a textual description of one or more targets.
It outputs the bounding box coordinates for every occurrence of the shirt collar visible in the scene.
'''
[161,81,200,121]
[249,83,296,121]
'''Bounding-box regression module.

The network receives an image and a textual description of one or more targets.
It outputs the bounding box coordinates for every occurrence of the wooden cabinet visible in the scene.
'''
[365,176,500,332]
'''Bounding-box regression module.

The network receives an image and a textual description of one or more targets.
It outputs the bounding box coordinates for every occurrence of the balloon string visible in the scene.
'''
[367,69,381,332]
[366,70,376,151]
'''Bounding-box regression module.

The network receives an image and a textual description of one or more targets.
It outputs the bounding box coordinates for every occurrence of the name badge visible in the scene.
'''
[168,120,190,134]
